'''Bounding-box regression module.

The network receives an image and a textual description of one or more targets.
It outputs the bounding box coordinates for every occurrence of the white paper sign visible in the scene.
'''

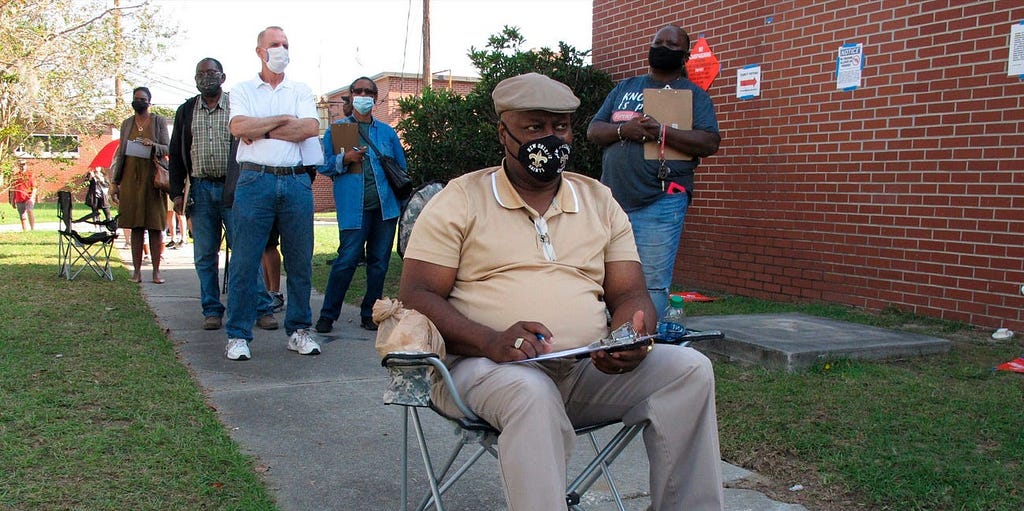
[1008,23,1024,76]
[736,64,761,99]
[836,43,863,90]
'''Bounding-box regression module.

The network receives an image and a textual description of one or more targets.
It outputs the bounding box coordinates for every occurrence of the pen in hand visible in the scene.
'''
[535,333,554,356]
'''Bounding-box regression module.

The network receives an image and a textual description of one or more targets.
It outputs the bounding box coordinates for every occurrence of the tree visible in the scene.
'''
[396,26,614,186]
[0,0,176,185]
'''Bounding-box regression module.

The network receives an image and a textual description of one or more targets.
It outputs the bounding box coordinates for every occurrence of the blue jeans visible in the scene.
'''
[192,179,273,320]
[189,178,230,318]
[225,170,313,340]
[319,209,397,322]
[626,192,690,321]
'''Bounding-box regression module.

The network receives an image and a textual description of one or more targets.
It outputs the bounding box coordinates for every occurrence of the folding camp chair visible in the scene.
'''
[57,191,119,280]
[382,325,725,511]
[382,352,644,511]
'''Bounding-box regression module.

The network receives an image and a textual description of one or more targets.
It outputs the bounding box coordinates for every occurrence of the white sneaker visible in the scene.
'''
[225,338,251,361]
[287,329,321,355]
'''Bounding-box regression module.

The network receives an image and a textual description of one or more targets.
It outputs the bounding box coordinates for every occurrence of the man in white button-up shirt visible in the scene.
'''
[222,25,322,361]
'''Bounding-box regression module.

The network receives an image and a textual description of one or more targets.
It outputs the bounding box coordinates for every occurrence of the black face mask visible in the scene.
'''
[131,100,149,113]
[648,46,687,71]
[196,76,222,97]
[502,123,572,183]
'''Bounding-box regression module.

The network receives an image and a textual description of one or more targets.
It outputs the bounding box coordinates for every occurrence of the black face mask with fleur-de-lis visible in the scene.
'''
[501,123,572,183]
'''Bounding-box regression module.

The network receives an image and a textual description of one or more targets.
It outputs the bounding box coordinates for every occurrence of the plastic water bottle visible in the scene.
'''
[656,295,687,342]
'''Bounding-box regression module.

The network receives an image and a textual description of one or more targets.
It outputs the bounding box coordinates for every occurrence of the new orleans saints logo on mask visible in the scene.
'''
[502,123,572,182]
[520,135,571,182]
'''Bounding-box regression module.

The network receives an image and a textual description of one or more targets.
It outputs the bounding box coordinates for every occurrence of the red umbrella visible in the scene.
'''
[87,139,121,169]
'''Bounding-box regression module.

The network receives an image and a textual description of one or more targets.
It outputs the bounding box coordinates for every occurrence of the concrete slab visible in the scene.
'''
[688,312,950,371]
[127,242,808,510]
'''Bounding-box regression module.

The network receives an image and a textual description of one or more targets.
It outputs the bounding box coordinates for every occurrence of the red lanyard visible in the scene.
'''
[657,123,669,189]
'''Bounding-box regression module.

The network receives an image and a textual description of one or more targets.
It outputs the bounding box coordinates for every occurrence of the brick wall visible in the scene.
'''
[593,0,1024,331]
[20,133,117,202]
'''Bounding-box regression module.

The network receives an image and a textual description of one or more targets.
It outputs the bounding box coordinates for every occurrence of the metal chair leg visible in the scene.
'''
[401,407,409,510]
[566,424,643,510]
[415,437,493,511]
[408,407,446,511]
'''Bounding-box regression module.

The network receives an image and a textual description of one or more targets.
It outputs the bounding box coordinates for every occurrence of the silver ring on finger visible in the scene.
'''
[514,337,524,350]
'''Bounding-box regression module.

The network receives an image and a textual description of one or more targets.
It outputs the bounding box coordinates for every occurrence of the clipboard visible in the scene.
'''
[330,123,361,173]
[511,335,655,363]
[642,88,693,161]
[124,139,152,159]
[330,123,359,155]
[507,323,655,364]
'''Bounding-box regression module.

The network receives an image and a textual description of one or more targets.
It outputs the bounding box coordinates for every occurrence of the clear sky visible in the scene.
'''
[138,0,593,108]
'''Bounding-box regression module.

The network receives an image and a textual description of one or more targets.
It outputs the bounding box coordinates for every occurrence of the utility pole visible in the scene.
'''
[421,0,430,92]
[113,0,124,109]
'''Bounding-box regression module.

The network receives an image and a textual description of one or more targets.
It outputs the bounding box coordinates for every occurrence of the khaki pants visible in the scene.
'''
[435,345,725,511]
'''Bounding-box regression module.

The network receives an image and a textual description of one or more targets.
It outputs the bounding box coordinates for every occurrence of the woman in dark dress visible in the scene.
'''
[110,87,171,284]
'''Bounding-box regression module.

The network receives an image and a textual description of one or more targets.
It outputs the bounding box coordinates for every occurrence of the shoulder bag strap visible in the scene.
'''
[357,123,385,157]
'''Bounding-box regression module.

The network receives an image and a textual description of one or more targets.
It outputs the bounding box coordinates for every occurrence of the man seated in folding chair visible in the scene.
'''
[398,73,724,510]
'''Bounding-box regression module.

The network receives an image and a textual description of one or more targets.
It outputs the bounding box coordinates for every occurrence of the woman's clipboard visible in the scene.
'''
[125,139,153,159]
[330,123,359,154]
[643,88,693,161]
[330,123,361,173]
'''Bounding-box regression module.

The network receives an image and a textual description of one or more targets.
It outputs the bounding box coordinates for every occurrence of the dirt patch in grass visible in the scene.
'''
[725,449,878,510]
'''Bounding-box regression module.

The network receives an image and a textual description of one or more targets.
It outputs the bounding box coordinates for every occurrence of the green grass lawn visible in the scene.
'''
[2,226,1022,510]
[0,231,275,510]
[0,200,60,225]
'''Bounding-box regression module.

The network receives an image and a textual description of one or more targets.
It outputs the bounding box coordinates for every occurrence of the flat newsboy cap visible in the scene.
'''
[492,73,580,115]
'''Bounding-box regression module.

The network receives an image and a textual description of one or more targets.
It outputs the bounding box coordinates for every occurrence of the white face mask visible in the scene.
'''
[264,46,289,74]
[352,95,375,115]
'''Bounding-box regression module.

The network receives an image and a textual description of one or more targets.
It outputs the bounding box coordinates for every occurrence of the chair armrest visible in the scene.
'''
[381,352,482,424]
[382,353,437,407]
[381,351,440,367]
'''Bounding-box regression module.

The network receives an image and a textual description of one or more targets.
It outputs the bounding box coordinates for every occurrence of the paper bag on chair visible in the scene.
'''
[373,297,446,359]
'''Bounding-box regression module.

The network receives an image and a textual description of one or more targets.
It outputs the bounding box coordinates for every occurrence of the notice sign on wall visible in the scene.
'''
[1008,22,1024,77]
[836,43,864,91]
[736,64,761,100]
[685,37,720,91]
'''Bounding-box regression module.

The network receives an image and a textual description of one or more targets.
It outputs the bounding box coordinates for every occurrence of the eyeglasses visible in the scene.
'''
[532,216,557,262]
[351,87,376,95]
[195,71,223,79]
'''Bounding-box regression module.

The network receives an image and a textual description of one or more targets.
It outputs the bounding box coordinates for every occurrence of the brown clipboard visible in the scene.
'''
[330,122,362,173]
[642,88,693,161]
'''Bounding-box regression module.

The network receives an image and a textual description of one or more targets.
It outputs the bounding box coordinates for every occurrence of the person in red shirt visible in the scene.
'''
[10,160,37,231]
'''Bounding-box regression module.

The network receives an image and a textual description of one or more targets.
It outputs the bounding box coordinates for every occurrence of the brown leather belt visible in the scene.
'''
[239,162,305,175]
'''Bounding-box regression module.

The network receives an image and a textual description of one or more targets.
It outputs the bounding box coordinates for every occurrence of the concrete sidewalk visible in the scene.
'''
[127,241,808,511]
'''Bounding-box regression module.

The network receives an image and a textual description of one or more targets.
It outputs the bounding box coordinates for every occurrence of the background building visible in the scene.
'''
[14,132,118,204]
[591,1,1024,331]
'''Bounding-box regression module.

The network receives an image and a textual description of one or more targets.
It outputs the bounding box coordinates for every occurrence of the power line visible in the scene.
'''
[127,70,195,96]
[401,0,412,90]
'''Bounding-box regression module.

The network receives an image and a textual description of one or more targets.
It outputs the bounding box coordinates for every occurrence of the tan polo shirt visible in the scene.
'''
[404,165,639,350]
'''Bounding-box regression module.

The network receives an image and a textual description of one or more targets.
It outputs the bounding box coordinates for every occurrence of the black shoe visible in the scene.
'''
[360,317,378,331]
[315,317,333,333]
[269,292,285,312]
